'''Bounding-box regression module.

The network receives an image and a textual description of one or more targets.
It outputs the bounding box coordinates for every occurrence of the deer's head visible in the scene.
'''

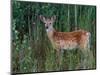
[40,15,56,32]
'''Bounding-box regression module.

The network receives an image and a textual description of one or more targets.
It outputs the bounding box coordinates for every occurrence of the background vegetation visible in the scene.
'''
[11,1,96,74]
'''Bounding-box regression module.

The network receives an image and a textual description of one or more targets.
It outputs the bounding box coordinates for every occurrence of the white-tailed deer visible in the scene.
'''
[40,15,92,69]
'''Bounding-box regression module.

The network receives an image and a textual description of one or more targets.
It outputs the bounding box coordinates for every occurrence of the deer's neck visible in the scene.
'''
[46,27,55,38]
[46,26,55,41]
[46,28,56,49]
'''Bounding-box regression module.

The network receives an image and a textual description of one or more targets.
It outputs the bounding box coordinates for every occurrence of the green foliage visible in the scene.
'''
[12,1,96,73]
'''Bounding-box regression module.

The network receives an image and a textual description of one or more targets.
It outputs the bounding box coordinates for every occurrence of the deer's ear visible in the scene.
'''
[40,15,46,22]
[51,15,56,21]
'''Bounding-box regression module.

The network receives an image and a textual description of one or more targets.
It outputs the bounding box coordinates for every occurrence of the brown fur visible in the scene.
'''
[49,29,90,50]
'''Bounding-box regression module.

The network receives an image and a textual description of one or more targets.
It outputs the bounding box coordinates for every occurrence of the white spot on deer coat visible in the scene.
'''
[56,40,78,50]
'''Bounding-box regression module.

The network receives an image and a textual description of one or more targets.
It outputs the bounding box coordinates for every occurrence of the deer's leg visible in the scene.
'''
[78,45,88,69]
[56,49,64,70]
[56,49,60,70]
[79,36,93,69]
[59,49,64,70]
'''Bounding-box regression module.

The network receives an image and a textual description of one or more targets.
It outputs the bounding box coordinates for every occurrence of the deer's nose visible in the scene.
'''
[46,26,48,29]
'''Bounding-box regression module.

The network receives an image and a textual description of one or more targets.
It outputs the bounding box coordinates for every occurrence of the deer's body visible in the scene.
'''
[47,29,90,50]
[40,15,91,69]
